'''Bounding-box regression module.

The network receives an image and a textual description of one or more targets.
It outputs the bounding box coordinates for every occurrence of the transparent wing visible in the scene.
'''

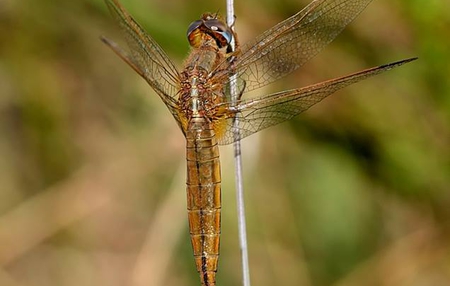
[233,0,375,95]
[103,0,181,115]
[217,58,417,145]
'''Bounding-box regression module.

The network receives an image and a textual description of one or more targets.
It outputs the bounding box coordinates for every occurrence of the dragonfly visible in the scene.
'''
[101,0,416,285]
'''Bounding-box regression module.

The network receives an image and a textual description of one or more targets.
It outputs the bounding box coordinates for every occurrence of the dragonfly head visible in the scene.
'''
[187,14,234,53]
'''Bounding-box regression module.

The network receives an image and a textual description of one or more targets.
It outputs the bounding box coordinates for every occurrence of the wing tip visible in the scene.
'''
[99,35,110,45]
[384,57,418,69]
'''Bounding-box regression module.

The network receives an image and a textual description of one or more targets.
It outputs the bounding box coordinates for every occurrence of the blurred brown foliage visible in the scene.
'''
[0,0,449,286]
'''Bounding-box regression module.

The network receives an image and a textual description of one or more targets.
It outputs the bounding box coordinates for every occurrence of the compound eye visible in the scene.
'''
[187,20,203,38]
[204,19,234,47]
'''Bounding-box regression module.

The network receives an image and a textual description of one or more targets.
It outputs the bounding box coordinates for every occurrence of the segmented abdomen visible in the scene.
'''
[186,117,221,286]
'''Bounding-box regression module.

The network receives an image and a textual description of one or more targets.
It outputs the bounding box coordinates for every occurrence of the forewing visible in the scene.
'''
[233,0,375,94]
[217,58,417,145]
[104,0,180,109]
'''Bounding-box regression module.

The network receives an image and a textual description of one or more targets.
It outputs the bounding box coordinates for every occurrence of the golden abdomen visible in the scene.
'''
[185,117,221,286]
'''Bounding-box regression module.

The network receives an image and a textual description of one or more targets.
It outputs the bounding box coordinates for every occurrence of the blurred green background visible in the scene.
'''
[0,0,449,286]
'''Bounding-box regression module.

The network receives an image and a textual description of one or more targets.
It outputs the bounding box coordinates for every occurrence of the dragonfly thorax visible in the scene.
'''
[179,66,220,120]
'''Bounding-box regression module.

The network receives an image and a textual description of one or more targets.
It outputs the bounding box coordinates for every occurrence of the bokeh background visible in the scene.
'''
[0,0,449,286]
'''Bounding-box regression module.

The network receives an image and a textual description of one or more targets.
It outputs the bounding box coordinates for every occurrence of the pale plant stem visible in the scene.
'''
[226,1,251,286]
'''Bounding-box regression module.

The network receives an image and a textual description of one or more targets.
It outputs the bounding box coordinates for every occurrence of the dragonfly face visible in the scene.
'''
[101,0,416,285]
[187,14,235,53]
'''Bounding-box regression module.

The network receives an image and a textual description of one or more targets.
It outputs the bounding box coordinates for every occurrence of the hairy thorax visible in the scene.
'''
[178,45,231,130]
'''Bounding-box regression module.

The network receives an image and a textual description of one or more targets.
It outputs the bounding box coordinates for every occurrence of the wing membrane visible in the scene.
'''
[217,58,417,145]
[103,0,180,109]
[233,0,375,94]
